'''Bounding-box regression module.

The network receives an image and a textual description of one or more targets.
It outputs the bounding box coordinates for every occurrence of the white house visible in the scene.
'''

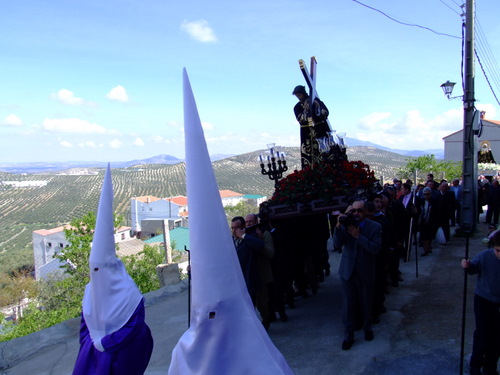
[130,196,184,238]
[219,190,244,207]
[242,194,267,207]
[32,226,69,281]
[443,112,500,162]
[32,225,133,281]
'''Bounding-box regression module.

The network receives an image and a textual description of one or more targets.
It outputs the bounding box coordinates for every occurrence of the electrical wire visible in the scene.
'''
[438,0,462,16]
[351,0,461,39]
[475,51,500,106]
[475,20,500,95]
[350,0,500,104]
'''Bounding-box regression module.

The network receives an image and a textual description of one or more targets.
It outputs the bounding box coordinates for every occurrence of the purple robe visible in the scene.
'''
[73,299,153,375]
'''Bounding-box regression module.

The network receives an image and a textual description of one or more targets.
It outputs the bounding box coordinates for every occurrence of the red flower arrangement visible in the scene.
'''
[270,160,377,205]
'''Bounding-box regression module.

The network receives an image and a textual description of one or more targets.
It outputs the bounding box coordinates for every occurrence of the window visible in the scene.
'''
[59,243,64,248]
[46,242,52,247]
[121,233,125,240]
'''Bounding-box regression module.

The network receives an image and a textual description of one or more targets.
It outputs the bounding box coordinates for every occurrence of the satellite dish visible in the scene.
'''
[472,110,483,137]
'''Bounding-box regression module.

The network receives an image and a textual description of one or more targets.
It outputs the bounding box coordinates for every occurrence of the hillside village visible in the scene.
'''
[32,190,266,282]
[1,189,266,322]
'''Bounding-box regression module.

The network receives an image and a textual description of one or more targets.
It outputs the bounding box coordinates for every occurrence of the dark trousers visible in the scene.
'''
[486,204,500,225]
[470,294,500,374]
[340,270,373,340]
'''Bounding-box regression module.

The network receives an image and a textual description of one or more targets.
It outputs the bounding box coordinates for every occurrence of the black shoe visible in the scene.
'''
[364,330,374,341]
[342,339,354,350]
[279,312,288,322]
[262,320,270,331]
[353,323,363,331]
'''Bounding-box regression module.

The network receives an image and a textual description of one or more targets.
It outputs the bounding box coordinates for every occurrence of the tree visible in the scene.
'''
[121,244,165,294]
[0,271,38,310]
[224,201,256,223]
[0,209,175,342]
[398,154,462,183]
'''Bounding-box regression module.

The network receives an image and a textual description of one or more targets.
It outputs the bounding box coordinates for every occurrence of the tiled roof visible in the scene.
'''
[134,195,161,203]
[166,196,188,206]
[219,190,243,198]
[33,225,71,235]
[144,227,190,251]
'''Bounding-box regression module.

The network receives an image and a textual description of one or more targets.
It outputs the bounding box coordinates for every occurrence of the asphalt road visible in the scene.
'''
[1,223,488,375]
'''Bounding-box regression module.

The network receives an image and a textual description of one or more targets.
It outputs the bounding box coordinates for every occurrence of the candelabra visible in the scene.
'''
[259,143,288,188]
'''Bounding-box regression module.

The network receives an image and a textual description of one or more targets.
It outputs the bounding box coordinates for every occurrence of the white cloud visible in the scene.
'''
[77,141,97,148]
[476,103,498,119]
[351,109,463,150]
[151,135,172,144]
[181,20,217,42]
[60,140,73,148]
[42,118,109,134]
[357,112,392,131]
[50,89,97,107]
[106,85,129,102]
[201,121,214,131]
[1,114,23,126]
[133,137,144,146]
[51,89,85,105]
[110,139,122,148]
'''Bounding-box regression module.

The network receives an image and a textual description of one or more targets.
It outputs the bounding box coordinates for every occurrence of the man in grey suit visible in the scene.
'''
[333,200,382,350]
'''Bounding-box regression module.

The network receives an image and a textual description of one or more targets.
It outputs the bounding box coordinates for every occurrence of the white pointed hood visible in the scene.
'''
[82,164,143,344]
[168,69,293,374]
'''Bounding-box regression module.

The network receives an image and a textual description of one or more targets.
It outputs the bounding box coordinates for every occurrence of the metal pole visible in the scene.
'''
[460,0,477,235]
[460,2,476,373]
[460,233,470,375]
[185,247,191,328]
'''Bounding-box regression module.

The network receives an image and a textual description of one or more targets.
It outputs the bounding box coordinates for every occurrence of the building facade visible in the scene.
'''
[32,226,133,281]
[443,113,500,162]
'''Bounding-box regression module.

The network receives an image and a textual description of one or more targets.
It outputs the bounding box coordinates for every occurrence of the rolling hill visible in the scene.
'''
[0,146,410,273]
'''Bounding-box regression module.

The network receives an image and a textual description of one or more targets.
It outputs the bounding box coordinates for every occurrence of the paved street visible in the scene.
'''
[1,223,489,375]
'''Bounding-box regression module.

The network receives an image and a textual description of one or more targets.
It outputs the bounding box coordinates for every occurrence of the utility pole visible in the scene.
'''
[460,3,476,374]
[460,0,477,234]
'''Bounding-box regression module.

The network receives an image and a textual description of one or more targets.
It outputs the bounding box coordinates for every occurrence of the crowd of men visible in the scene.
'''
[229,173,499,350]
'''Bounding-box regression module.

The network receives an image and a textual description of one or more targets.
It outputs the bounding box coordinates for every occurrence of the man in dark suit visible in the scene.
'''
[231,216,264,303]
[333,200,382,350]
[437,181,456,242]
[449,178,462,226]
[399,183,418,260]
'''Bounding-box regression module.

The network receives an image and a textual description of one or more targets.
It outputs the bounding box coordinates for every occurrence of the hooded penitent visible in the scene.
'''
[82,164,143,346]
[74,164,153,375]
[167,69,293,375]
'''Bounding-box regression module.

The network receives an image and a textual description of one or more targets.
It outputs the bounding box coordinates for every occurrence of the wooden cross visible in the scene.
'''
[298,57,333,133]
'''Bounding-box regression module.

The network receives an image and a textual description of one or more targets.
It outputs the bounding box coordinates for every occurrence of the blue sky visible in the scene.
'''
[0,0,499,163]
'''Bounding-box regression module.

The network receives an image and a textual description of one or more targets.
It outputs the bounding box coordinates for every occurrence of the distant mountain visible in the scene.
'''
[344,137,444,159]
[0,139,443,174]
[0,155,182,174]
[210,153,235,161]
[124,154,182,166]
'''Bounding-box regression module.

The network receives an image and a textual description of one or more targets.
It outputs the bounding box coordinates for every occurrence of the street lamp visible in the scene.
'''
[440,80,462,100]
[259,143,288,188]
